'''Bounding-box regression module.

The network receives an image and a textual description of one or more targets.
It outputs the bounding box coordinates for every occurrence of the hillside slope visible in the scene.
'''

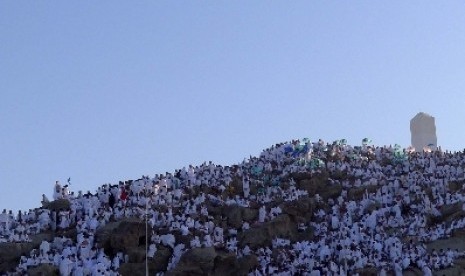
[2,139,465,275]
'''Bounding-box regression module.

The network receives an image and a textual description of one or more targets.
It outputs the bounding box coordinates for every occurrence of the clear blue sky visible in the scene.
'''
[1,1,465,212]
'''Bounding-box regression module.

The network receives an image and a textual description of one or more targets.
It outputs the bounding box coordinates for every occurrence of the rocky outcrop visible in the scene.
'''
[279,196,315,222]
[96,218,172,274]
[296,172,342,200]
[26,263,59,276]
[167,247,257,276]
[347,185,378,201]
[43,199,71,211]
[0,232,53,274]
[238,214,297,249]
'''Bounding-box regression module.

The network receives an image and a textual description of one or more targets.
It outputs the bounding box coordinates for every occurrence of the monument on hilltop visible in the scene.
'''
[410,112,437,151]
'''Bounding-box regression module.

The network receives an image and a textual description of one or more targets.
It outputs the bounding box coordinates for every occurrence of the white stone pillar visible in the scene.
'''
[410,112,437,151]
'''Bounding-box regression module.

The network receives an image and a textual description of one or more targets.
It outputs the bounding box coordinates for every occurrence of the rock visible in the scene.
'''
[241,207,258,222]
[43,199,71,211]
[26,263,59,276]
[297,173,341,200]
[223,205,243,229]
[237,254,259,275]
[238,214,296,249]
[433,265,465,276]
[449,180,463,193]
[440,202,462,218]
[0,242,36,274]
[319,183,342,200]
[168,247,217,275]
[95,220,123,255]
[127,246,147,263]
[0,232,53,274]
[290,172,313,181]
[347,185,378,201]
[212,252,239,276]
[150,245,172,273]
[119,245,172,275]
[402,267,422,276]
[167,247,256,276]
[119,263,146,276]
[354,267,378,276]
[206,203,223,217]
[110,219,147,252]
[298,179,322,196]
[280,197,315,222]
[426,235,465,252]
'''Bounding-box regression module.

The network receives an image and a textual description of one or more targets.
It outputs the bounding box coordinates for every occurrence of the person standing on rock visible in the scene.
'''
[53,181,62,200]
[243,176,250,198]
[259,205,266,223]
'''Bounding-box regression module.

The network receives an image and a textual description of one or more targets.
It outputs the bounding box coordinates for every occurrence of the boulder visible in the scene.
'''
[223,205,243,229]
[119,245,172,275]
[279,196,315,222]
[119,263,146,276]
[297,173,341,200]
[95,220,123,255]
[26,263,59,276]
[440,202,463,218]
[290,172,313,182]
[110,219,147,252]
[347,185,378,201]
[448,180,463,192]
[43,199,71,211]
[426,235,465,253]
[150,245,172,273]
[168,247,217,275]
[168,247,256,276]
[237,254,259,275]
[241,207,258,222]
[0,232,53,274]
[212,252,239,276]
[238,214,296,249]
[354,267,378,276]
[402,267,422,276]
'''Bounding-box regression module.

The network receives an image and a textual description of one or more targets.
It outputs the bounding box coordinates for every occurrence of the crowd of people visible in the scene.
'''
[2,138,465,275]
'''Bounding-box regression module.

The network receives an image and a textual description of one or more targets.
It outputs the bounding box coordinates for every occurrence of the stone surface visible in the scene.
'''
[26,263,59,276]
[43,198,71,211]
[0,232,53,274]
[168,247,217,275]
[238,214,297,249]
[167,247,257,276]
[109,219,147,252]
[410,112,437,151]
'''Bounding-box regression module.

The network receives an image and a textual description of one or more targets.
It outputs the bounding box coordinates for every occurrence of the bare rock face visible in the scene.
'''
[95,220,123,255]
[223,205,244,229]
[43,198,71,211]
[0,232,53,274]
[279,196,315,222]
[169,247,217,275]
[410,112,437,151]
[238,214,297,249]
[119,245,173,275]
[295,172,341,200]
[26,263,59,276]
[109,219,147,253]
[95,218,173,274]
[167,247,257,276]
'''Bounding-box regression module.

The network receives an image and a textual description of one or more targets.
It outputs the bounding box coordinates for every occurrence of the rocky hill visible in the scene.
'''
[2,139,465,275]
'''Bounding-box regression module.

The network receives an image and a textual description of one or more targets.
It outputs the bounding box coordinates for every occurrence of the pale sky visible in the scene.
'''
[1,1,465,212]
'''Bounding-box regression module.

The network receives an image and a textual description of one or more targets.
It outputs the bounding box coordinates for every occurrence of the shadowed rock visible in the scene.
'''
[0,232,53,274]
[26,263,59,276]
[238,214,297,249]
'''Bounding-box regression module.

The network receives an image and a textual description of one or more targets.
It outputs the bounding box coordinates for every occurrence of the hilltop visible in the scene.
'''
[2,138,465,275]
